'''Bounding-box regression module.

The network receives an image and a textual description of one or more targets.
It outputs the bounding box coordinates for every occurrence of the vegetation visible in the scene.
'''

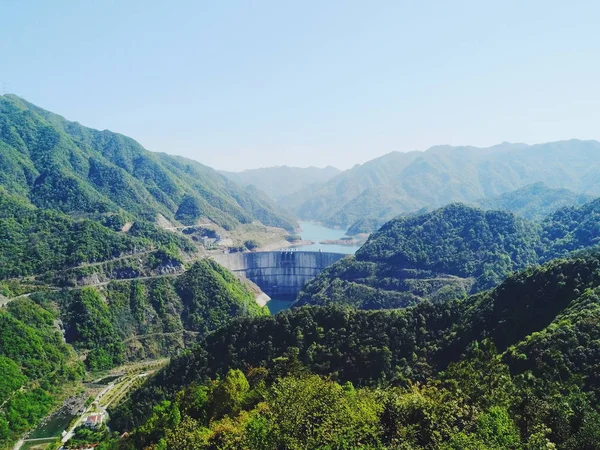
[297,201,600,308]
[37,260,267,370]
[475,182,594,220]
[0,189,146,279]
[0,94,297,233]
[104,252,600,449]
[0,299,83,448]
[282,140,600,228]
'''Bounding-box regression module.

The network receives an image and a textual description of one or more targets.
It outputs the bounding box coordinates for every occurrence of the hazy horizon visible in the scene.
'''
[3,1,600,171]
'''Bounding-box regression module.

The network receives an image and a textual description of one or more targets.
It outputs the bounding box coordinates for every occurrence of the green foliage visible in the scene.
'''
[176,260,268,334]
[284,140,600,227]
[0,299,83,447]
[112,253,600,450]
[0,94,297,240]
[299,200,600,309]
[37,260,267,372]
[475,182,594,221]
[65,424,113,449]
[63,287,124,370]
[0,188,146,278]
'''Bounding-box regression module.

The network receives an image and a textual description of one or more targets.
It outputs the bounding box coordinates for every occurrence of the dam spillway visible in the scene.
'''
[213,251,346,298]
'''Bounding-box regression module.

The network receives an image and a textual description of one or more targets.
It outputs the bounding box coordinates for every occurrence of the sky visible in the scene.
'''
[2,0,600,171]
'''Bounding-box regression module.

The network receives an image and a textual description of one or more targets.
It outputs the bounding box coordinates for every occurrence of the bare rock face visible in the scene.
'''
[156,262,184,275]
[77,273,103,286]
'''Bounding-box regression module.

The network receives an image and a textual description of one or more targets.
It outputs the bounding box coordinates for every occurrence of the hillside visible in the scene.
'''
[106,253,600,449]
[286,140,600,228]
[345,183,595,235]
[474,182,594,220]
[0,94,296,232]
[221,165,340,201]
[0,188,195,279]
[0,259,267,449]
[0,299,83,447]
[296,201,600,309]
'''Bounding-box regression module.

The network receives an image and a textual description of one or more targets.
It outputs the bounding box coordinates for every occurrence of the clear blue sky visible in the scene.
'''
[2,0,600,171]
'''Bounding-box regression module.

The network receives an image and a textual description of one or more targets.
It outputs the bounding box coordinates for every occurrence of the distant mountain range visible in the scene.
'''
[474,182,595,220]
[220,165,340,201]
[0,94,296,232]
[279,140,600,229]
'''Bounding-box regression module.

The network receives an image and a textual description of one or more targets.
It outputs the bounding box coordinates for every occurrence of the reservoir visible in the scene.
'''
[294,221,361,254]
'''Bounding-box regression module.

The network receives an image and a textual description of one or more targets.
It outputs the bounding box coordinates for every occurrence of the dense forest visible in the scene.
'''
[0,187,196,279]
[344,183,594,235]
[0,260,266,448]
[474,182,594,220]
[0,299,83,447]
[33,260,267,371]
[297,200,600,309]
[101,252,600,449]
[0,94,296,232]
[281,140,600,229]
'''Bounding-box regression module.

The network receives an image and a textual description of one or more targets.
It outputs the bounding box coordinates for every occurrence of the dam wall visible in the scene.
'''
[213,251,346,298]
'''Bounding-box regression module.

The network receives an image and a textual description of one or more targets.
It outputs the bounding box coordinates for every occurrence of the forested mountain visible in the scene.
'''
[345,183,595,236]
[0,299,83,446]
[474,182,594,220]
[32,260,267,371]
[0,260,266,449]
[220,165,340,201]
[285,140,600,228]
[103,252,600,449]
[0,94,296,232]
[0,187,195,279]
[297,201,600,309]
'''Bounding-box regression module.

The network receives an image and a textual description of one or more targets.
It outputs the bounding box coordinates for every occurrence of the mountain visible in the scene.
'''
[0,258,267,449]
[296,200,600,309]
[107,252,600,449]
[0,94,296,232]
[345,183,596,235]
[474,182,594,220]
[0,298,83,446]
[220,165,341,201]
[286,140,600,228]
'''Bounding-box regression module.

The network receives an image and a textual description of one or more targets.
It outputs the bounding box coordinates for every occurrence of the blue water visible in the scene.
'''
[294,221,361,254]
[267,298,293,314]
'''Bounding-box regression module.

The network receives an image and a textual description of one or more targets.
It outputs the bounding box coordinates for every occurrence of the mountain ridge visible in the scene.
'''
[0,94,297,232]
[284,139,600,228]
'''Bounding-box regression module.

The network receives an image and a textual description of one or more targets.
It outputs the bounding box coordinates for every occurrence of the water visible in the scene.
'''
[29,411,76,438]
[294,221,361,254]
[267,298,294,314]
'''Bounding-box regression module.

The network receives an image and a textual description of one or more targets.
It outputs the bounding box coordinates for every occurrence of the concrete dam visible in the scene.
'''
[213,251,346,298]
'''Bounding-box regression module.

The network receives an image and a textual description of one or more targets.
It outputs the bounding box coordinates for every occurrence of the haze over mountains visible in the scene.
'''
[220,165,340,201]
[263,140,600,230]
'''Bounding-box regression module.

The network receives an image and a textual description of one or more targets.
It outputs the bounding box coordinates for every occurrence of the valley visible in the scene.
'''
[2,95,600,450]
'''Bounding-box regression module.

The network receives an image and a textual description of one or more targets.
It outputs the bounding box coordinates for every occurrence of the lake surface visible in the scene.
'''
[294,221,361,254]
[29,411,76,438]
[267,298,293,314]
